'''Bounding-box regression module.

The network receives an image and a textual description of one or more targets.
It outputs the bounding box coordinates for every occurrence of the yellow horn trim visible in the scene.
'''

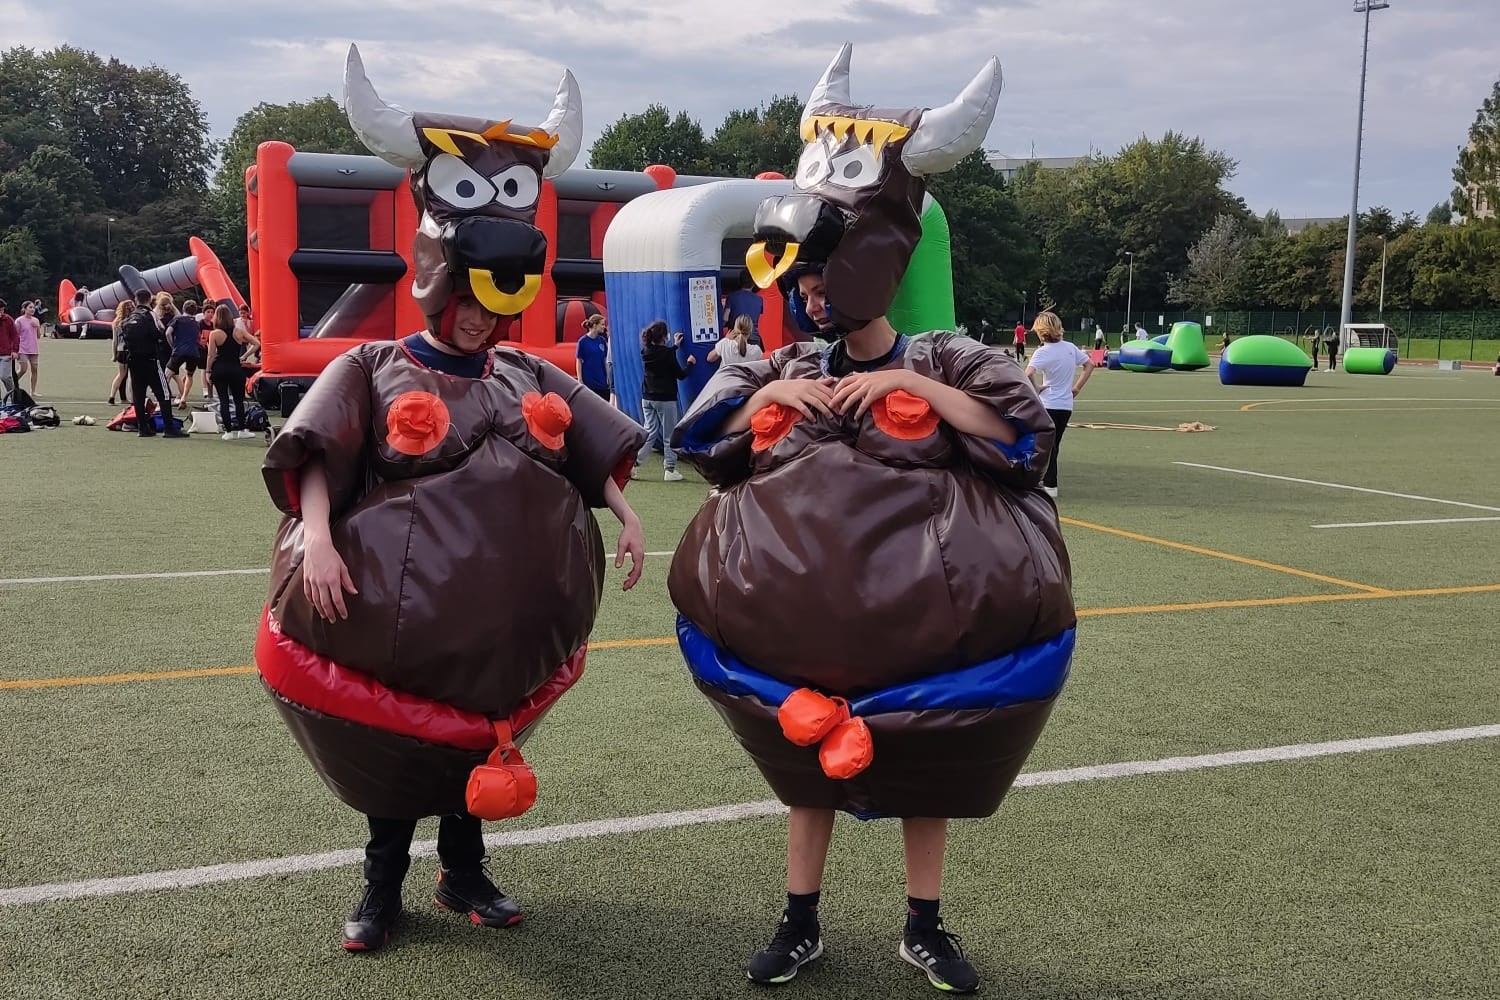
[468,270,542,315]
[745,241,800,289]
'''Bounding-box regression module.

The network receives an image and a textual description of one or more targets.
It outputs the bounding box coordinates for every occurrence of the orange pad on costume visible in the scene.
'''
[778,688,851,746]
[870,390,940,440]
[750,403,801,452]
[466,721,538,820]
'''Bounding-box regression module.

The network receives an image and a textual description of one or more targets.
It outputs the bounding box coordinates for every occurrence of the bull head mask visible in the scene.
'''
[343,44,582,343]
[747,44,1002,336]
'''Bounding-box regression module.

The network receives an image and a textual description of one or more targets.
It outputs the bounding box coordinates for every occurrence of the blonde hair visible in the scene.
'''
[731,314,753,351]
[1032,311,1064,343]
[153,291,174,311]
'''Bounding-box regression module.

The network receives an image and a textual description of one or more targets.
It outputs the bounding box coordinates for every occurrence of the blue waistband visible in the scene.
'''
[677,615,1072,715]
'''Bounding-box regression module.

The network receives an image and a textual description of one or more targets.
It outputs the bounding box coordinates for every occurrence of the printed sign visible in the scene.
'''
[689,275,720,344]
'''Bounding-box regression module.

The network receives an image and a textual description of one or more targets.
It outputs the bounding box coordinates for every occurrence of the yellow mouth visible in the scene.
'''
[468,269,542,315]
[745,241,801,289]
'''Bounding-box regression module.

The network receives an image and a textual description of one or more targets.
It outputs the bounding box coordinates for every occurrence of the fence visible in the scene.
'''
[1045,308,1500,360]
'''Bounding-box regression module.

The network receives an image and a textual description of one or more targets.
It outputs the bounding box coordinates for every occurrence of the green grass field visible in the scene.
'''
[2,340,1498,999]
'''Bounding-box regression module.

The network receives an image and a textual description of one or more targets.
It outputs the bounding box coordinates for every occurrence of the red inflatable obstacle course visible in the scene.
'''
[56,240,246,339]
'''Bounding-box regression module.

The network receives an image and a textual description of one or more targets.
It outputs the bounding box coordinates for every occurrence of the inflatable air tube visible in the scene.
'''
[1166,322,1210,371]
[1106,352,1123,371]
[190,237,248,314]
[1219,335,1312,387]
[1343,346,1397,375]
[1119,341,1173,373]
[1151,333,1169,345]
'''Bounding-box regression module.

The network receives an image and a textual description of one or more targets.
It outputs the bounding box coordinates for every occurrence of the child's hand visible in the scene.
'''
[616,516,645,591]
[830,368,921,418]
[303,535,358,621]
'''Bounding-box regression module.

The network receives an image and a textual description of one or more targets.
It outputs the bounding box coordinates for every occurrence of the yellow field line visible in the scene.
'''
[1058,516,1392,595]
[7,584,1498,692]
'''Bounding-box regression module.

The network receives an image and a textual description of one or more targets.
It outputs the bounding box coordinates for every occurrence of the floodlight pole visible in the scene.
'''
[1124,251,1135,335]
[1339,0,1389,346]
[1378,235,1387,318]
[107,217,116,272]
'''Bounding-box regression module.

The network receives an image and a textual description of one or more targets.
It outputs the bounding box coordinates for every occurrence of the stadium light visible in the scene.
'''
[1124,251,1135,338]
[1339,0,1391,343]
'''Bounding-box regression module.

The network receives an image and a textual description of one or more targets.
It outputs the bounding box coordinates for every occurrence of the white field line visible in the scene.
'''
[1086,397,1495,404]
[3,723,1495,908]
[1313,517,1500,529]
[1175,463,1500,514]
[0,568,270,587]
[3,558,681,587]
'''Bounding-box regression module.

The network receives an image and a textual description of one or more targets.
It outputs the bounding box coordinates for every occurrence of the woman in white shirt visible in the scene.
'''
[1024,311,1095,499]
[707,315,765,366]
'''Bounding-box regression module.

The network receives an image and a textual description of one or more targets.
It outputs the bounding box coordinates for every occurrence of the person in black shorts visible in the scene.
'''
[165,299,205,407]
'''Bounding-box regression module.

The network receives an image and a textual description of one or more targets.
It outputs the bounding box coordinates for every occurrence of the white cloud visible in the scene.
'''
[11,0,1497,216]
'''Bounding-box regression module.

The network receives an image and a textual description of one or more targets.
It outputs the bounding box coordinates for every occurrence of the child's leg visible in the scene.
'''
[747,807,834,984]
[899,818,979,993]
[343,815,417,952]
[433,813,523,929]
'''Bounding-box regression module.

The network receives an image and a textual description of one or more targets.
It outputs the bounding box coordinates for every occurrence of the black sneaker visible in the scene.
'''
[746,912,823,985]
[342,883,402,952]
[434,865,523,928]
[900,921,979,993]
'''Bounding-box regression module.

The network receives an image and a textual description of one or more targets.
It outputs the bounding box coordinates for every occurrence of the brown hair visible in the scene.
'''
[1032,311,1064,343]
[641,319,668,347]
[112,300,135,330]
[213,304,236,334]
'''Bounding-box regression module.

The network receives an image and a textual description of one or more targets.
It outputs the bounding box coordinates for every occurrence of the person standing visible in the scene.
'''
[1306,325,1320,370]
[1134,322,1148,341]
[0,300,19,397]
[634,321,695,482]
[165,300,204,406]
[1012,320,1027,362]
[1323,325,1340,372]
[1025,311,1095,499]
[120,289,185,437]
[206,304,259,438]
[575,315,610,400]
[1093,324,1106,351]
[723,271,766,346]
[707,315,764,367]
[14,301,41,396]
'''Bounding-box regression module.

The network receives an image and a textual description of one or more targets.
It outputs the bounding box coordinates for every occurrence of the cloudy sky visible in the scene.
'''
[10,0,1497,217]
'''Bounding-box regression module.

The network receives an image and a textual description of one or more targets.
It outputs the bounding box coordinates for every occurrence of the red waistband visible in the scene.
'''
[255,607,586,751]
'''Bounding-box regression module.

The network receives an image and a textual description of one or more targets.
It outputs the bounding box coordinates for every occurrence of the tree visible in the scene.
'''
[208,95,366,287]
[0,226,47,297]
[1426,201,1454,226]
[703,95,803,178]
[926,150,1039,324]
[1168,214,1250,308]
[1452,79,1500,220]
[588,104,707,172]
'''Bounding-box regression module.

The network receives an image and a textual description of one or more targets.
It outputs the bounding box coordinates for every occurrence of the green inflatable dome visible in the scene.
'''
[1220,335,1312,387]
[1166,322,1210,370]
[1120,341,1172,373]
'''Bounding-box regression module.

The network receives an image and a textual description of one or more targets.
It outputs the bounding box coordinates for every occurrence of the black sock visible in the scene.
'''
[787,891,820,926]
[906,896,940,932]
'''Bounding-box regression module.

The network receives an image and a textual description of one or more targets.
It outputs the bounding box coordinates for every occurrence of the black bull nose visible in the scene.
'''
[752,196,846,264]
[442,217,548,289]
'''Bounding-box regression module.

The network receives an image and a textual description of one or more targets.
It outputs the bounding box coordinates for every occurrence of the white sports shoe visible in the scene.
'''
[1042,486,1059,498]
[663,469,684,482]
[222,432,236,441]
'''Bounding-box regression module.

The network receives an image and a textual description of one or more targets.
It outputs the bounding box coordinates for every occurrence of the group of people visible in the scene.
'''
[249,42,1076,997]
[1305,325,1341,370]
[0,298,44,399]
[107,289,261,439]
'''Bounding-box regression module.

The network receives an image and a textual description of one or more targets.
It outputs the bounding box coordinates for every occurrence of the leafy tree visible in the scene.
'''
[208,95,366,287]
[1451,79,1500,219]
[926,150,1039,324]
[703,95,803,178]
[0,226,47,296]
[588,104,708,172]
[1425,201,1454,226]
[1168,214,1250,308]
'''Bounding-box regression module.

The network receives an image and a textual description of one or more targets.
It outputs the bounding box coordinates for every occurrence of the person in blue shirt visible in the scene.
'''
[575,314,611,400]
[722,271,765,348]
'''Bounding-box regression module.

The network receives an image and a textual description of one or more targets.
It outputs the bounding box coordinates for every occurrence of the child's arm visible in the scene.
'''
[830,369,1019,444]
[298,460,359,620]
[602,476,644,591]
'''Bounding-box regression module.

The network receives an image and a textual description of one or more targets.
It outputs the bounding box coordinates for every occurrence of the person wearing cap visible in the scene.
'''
[667,46,1074,994]
[254,44,647,954]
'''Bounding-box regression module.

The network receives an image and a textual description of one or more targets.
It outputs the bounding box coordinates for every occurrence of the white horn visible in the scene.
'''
[801,43,854,129]
[539,69,583,179]
[901,57,1003,177]
[342,44,425,169]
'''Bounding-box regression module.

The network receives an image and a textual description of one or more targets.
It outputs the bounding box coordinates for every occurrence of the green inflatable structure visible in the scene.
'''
[888,194,955,335]
[1219,335,1312,387]
[1119,340,1172,373]
[1165,322,1210,370]
[1343,346,1397,375]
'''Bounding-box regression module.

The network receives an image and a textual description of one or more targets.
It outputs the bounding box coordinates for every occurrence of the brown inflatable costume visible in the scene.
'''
[255,46,645,821]
[669,45,1076,821]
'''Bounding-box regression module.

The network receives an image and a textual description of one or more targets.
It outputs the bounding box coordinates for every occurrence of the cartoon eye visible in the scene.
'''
[827,145,881,190]
[794,143,831,190]
[490,163,541,210]
[426,154,495,210]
